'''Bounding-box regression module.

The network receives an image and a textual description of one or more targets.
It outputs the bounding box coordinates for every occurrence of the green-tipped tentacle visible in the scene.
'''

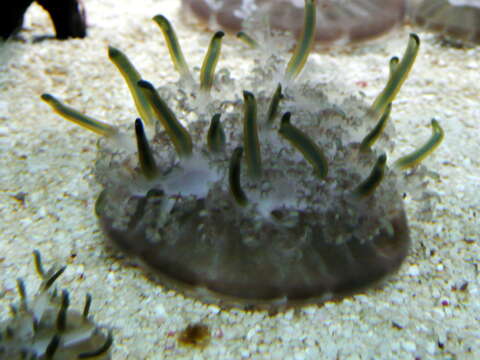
[266,83,283,128]
[360,103,392,152]
[353,154,387,197]
[370,34,420,119]
[200,31,225,93]
[153,15,192,81]
[243,91,262,179]
[236,31,259,48]
[394,119,444,169]
[83,293,92,319]
[137,80,193,158]
[207,113,226,153]
[135,118,158,179]
[16,279,27,309]
[229,147,248,206]
[78,331,114,359]
[33,250,45,277]
[43,266,66,291]
[389,56,399,77]
[45,335,61,358]
[279,112,328,179]
[41,94,117,136]
[285,0,316,81]
[108,46,155,127]
[56,290,69,331]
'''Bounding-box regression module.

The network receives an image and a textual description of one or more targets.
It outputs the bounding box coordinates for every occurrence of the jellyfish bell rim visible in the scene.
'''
[95,188,410,311]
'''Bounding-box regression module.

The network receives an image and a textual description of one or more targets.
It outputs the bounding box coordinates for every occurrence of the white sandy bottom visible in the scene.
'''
[0,0,479,359]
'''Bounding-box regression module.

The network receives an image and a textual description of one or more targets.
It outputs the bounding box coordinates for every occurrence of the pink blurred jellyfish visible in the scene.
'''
[182,0,407,44]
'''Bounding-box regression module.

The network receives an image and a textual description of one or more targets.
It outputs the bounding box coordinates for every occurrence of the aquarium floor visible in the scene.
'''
[0,0,479,359]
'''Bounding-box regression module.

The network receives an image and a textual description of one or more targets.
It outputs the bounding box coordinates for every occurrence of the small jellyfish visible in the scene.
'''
[181,0,407,44]
[411,0,480,45]
[182,0,480,46]
[0,251,113,359]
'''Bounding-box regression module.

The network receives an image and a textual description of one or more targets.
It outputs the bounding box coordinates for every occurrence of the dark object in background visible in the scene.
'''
[0,0,32,39]
[0,0,87,40]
